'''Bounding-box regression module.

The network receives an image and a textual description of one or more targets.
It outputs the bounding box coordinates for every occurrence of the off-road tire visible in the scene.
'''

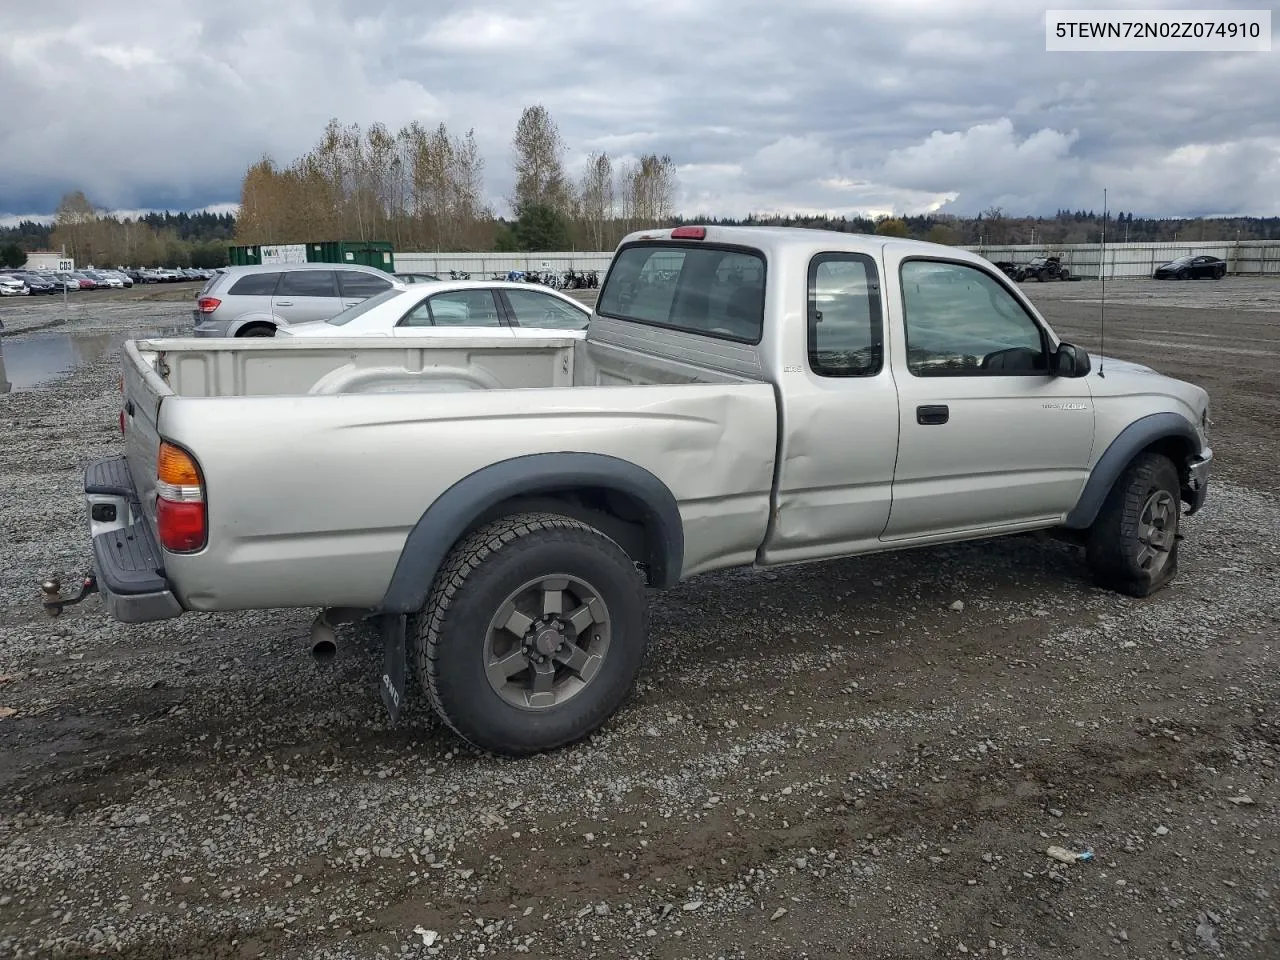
[1086,452,1181,597]
[416,512,647,756]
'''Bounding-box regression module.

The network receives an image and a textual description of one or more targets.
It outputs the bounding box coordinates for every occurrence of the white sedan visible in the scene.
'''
[279,280,591,339]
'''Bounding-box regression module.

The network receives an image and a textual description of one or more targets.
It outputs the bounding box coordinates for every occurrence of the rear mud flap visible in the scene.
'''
[380,614,407,723]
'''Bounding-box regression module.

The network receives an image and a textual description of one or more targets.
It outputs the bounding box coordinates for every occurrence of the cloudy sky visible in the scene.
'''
[0,0,1276,224]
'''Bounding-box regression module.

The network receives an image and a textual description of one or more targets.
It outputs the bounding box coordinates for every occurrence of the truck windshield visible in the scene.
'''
[597,242,766,344]
[326,288,402,325]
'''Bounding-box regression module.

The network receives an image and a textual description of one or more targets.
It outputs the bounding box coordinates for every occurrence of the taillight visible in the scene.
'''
[155,441,206,552]
[197,296,221,314]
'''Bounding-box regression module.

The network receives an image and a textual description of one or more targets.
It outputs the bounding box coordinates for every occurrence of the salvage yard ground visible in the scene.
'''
[1,279,1277,959]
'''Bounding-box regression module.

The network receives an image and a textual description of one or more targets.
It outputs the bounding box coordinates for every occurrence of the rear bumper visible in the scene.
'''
[1184,447,1212,515]
[84,456,184,623]
[193,318,232,337]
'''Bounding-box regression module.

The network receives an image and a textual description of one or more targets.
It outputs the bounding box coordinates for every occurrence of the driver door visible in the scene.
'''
[881,250,1095,540]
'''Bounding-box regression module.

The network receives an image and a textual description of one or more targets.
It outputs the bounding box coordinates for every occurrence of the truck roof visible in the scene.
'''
[615,224,992,269]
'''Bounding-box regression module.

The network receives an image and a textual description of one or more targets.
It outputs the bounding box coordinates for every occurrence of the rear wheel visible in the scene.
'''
[238,324,275,338]
[1086,452,1181,597]
[416,513,648,756]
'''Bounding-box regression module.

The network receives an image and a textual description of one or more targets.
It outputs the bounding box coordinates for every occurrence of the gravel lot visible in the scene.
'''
[1,278,1277,959]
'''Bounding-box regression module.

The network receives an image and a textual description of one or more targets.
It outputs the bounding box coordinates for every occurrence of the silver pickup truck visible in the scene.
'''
[55,225,1213,756]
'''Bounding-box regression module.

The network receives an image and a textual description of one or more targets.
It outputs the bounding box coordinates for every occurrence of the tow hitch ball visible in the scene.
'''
[40,575,99,617]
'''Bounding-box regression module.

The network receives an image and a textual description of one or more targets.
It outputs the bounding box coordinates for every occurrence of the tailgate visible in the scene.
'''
[120,340,172,531]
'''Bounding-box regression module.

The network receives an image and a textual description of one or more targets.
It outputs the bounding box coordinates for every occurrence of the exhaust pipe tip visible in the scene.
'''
[311,637,337,664]
[310,613,338,665]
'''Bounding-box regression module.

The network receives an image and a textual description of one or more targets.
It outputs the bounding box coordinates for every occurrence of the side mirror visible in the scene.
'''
[1052,342,1091,378]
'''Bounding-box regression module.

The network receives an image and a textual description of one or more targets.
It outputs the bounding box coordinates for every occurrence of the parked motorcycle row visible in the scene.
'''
[478,268,600,289]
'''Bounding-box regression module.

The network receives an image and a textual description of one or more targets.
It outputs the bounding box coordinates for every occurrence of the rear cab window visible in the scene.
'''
[597,242,766,344]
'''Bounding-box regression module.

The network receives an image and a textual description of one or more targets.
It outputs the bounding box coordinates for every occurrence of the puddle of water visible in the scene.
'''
[0,327,187,394]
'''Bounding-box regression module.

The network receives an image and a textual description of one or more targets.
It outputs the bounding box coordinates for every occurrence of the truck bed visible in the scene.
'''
[119,332,778,611]
[136,329,760,398]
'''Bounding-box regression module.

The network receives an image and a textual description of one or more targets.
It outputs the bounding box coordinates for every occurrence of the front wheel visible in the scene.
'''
[1085,452,1181,597]
[1058,268,1070,281]
[416,513,648,756]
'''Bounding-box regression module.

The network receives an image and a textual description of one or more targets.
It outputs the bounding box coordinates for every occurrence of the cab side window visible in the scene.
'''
[900,260,1047,376]
[808,253,883,377]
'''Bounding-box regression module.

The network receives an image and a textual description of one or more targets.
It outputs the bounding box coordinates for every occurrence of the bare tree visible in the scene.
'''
[618,153,678,232]
[51,191,96,262]
[578,152,614,250]
[230,114,511,251]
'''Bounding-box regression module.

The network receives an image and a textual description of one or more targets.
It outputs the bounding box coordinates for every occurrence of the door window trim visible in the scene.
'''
[396,292,436,328]
[498,288,589,329]
[396,288,505,328]
[336,269,394,298]
[276,269,338,298]
[227,271,282,296]
[898,255,1054,378]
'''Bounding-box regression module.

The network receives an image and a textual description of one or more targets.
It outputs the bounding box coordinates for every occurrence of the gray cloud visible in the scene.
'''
[0,0,1276,223]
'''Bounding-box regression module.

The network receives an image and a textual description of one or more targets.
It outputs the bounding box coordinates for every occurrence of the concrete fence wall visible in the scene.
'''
[396,240,1280,280]
[395,251,614,277]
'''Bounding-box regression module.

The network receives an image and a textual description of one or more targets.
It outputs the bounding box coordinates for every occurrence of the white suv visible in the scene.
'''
[193,263,405,337]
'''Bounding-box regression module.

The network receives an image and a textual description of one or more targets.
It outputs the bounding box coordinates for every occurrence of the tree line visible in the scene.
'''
[6,149,1280,267]
[232,105,678,253]
[0,196,236,268]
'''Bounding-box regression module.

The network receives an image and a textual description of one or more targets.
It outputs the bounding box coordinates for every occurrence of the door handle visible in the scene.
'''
[917,404,949,425]
[275,300,294,306]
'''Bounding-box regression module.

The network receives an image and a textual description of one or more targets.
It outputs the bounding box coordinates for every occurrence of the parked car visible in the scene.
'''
[67,225,1213,757]
[192,263,406,337]
[279,280,591,339]
[51,272,83,291]
[1014,256,1070,282]
[395,272,443,284]
[85,270,125,289]
[68,271,99,290]
[102,269,134,288]
[0,275,28,296]
[13,272,57,294]
[1153,255,1227,280]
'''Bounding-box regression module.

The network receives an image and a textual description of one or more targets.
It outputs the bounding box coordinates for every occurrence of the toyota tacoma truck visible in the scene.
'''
[52,226,1213,756]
